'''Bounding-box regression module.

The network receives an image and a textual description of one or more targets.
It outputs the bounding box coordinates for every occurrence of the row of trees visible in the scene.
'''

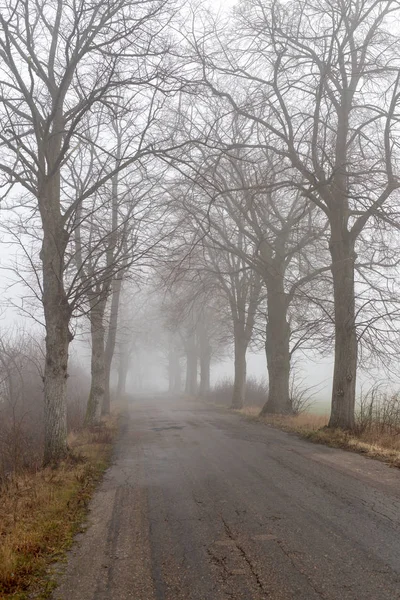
[0,0,182,463]
[2,0,400,464]
[162,0,400,429]
[157,0,400,431]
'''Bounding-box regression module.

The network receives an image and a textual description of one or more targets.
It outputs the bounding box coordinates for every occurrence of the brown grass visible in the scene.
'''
[0,415,118,600]
[237,406,328,430]
[305,428,400,467]
[237,407,400,468]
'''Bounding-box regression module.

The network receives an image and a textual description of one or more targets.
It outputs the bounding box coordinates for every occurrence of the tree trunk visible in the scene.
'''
[185,333,198,396]
[231,337,247,409]
[198,326,211,397]
[117,348,130,401]
[168,347,182,394]
[229,279,260,410]
[40,174,71,466]
[174,359,182,393]
[43,298,70,465]
[103,276,123,415]
[261,278,291,415]
[85,299,107,426]
[102,136,123,414]
[328,230,357,429]
[199,348,211,396]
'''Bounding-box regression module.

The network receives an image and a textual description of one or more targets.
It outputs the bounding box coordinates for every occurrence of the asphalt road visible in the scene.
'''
[53,396,400,600]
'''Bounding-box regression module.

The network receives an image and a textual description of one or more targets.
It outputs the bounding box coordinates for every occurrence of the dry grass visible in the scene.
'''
[237,406,328,430]
[235,406,261,417]
[305,427,400,467]
[0,415,118,600]
[260,412,329,432]
[238,406,400,468]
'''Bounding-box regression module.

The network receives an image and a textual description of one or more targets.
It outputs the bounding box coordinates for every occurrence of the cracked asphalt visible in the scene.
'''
[53,396,400,600]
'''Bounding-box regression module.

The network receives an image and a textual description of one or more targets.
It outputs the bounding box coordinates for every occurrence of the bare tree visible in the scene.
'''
[73,186,132,426]
[158,256,231,399]
[201,239,262,409]
[70,135,153,425]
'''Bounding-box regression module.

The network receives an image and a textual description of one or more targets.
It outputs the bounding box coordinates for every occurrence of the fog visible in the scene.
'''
[0,0,400,466]
[3,1,400,598]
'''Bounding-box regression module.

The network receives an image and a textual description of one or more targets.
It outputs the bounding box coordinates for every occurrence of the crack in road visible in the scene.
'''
[220,515,271,598]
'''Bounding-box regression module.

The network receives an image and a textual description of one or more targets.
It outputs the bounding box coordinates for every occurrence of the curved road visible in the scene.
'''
[54,396,400,600]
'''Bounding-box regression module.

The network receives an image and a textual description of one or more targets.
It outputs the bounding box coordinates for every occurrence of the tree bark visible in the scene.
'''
[199,347,211,396]
[102,138,123,415]
[185,332,198,396]
[229,277,260,410]
[117,367,128,400]
[42,295,70,465]
[117,347,130,401]
[103,276,123,415]
[40,171,71,465]
[261,276,291,415]
[85,298,107,426]
[174,360,182,393]
[231,337,247,409]
[328,227,357,429]
[198,325,211,397]
[168,347,182,394]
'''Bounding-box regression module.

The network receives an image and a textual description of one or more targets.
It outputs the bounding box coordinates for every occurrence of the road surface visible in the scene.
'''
[53,396,400,600]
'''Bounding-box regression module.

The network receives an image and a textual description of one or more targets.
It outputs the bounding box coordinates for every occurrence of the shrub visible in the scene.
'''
[289,375,316,415]
[245,376,269,407]
[356,384,400,435]
[207,375,268,407]
[207,377,234,406]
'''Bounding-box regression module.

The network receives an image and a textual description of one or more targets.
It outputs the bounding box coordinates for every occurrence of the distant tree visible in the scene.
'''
[206,246,262,409]
[70,118,162,424]
[159,263,230,398]
[170,121,329,413]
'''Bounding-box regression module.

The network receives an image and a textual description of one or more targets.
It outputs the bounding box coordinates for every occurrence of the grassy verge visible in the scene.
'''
[237,407,400,468]
[0,415,118,600]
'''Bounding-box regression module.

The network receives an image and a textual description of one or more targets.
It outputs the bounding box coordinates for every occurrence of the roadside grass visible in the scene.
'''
[237,408,400,468]
[0,415,118,600]
[238,407,328,430]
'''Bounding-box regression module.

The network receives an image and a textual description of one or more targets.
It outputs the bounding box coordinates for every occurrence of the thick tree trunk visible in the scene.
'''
[328,231,357,429]
[103,277,123,415]
[85,299,106,426]
[185,333,198,396]
[261,278,291,415]
[43,300,70,465]
[40,173,71,466]
[231,338,247,409]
